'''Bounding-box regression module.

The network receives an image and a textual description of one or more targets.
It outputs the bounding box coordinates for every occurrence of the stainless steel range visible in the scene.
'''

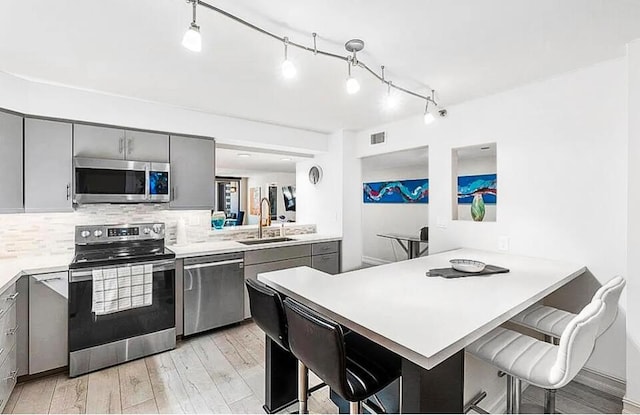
[68,223,176,377]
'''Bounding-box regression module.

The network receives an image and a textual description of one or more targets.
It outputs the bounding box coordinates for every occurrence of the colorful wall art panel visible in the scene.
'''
[363,179,429,204]
[457,174,497,204]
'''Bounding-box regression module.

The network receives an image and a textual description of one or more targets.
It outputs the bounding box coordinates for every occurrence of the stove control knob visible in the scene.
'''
[94,230,103,238]
[143,227,151,235]
[152,224,163,234]
[80,230,91,238]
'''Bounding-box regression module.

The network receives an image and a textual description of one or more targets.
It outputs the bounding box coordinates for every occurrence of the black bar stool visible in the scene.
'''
[246,278,289,350]
[283,297,401,414]
[245,279,326,413]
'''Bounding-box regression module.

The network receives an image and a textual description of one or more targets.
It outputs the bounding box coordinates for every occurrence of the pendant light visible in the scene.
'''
[346,61,360,94]
[345,39,364,95]
[424,101,435,125]
[182,0,202,52]
[281,37,297,79]
[384,81,399,110]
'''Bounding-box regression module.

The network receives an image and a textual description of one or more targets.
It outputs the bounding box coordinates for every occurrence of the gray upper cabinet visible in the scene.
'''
[170,135,215,209]
[74,124,125,159]
[25,119,73,212]
[124,130,169,162]
[0,112,24,213]
[74,124,169,162]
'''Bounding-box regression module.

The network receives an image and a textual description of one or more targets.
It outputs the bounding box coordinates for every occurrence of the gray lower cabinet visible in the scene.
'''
[0,283,19,412]
[28,272,68,375]
[243,256,312,319]
[16,277,28,377]
[0,111,23,213]
[312,252,340,275]
[170,135,215,209]
[24,119,73,212]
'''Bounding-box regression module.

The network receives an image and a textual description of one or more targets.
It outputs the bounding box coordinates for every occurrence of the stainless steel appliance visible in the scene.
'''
[68,223,176,377]
[73,157,170,204]
[183,253,245,336]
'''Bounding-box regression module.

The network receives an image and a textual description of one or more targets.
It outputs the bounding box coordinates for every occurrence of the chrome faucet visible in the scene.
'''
[258,197,271,239]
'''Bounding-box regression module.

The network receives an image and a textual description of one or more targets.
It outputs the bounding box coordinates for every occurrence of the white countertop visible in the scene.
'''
[0,234,340,292]
[258,248,586,370]
[0,254,73,293]
[169,234,342,259]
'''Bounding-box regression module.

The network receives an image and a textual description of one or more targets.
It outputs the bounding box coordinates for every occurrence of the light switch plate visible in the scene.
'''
[498,236,510,251]
[188,216,199,226]
[436,217,447,229]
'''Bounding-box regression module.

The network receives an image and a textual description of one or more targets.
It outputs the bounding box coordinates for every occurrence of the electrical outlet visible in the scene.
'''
[498,236,510,251]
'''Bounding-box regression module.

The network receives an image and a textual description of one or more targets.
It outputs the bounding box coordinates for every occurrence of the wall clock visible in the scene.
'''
[308,165,323,185]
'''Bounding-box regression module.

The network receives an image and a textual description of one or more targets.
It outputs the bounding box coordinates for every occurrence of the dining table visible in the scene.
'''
[257,248,586,413]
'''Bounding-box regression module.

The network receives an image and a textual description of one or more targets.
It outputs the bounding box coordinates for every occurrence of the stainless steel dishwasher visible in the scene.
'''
[183,253,245,336]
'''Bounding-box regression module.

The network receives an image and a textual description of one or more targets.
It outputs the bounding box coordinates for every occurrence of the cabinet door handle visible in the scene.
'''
[119,137,124,154]
[6,325,18,336]
[6,292,18,301]
[127,138,133,155]
[4,370,17,382]
[66,183,71,200]
[0,348,5,357]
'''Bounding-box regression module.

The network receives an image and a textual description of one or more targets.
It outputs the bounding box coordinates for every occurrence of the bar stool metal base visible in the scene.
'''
[298,361,308,414]
[506,375,521,414]
[349,401,362,414]
[544,389,556,414]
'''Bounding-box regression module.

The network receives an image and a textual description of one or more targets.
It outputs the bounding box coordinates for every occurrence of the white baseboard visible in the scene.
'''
[574,367,626,399]
[623,398,640,414]
[361,256,392,266]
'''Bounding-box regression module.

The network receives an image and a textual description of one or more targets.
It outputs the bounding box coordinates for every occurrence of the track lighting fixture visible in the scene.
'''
[182,0,202,52]
[346,60,360,95]
[178,1,443,118]
[281,37,297,79]
[384,81,399,110]
[423,102,435,125]
[423,90,439,125]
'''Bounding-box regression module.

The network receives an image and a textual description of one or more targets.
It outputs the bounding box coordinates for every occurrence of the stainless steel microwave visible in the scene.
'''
[73,157,170,204]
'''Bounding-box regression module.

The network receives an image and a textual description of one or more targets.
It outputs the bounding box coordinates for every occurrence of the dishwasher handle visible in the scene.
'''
[184,259,244,271]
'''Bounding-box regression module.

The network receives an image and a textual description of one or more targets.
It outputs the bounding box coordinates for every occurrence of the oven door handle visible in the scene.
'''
[70,260,175,282]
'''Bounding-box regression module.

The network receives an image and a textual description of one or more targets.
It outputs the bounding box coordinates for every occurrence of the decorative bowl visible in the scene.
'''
[450,259,486,273]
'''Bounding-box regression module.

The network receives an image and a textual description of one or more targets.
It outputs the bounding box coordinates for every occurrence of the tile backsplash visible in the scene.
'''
[0,204,316,257]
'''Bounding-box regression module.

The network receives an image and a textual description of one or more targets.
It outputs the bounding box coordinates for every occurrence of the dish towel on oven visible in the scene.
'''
[92,264,153,315]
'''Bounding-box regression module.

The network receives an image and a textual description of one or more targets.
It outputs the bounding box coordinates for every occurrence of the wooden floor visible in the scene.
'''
[5,321,622,414]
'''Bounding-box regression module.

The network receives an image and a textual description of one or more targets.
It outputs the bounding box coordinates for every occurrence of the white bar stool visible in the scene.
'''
[510,276,625,342]
[467,299,606,414]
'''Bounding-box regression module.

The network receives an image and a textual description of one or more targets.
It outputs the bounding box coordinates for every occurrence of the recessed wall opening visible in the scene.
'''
[360,146,429,265]
[451,143,497,222]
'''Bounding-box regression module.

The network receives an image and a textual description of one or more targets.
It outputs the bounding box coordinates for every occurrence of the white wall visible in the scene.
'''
[245,172,296,224]
[350,58,628,406]
[625,38,640,409]
[296,130,362,271]
[0,71,328,154]
[361,165,429,263]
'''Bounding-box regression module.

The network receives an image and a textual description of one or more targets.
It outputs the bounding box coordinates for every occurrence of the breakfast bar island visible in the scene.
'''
[257,248,586,413]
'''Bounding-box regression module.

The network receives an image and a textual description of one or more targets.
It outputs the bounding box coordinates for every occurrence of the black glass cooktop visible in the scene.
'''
[70,241,175,269]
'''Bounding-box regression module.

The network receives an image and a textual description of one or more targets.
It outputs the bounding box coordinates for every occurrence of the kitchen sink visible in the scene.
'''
[238,237,296,245]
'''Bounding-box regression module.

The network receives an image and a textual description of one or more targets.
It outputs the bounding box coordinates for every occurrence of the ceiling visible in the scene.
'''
[1,1,639,133]
[216,146,308,175]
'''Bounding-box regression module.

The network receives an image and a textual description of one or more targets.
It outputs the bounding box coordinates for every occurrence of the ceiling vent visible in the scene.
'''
[370,131,386,146]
